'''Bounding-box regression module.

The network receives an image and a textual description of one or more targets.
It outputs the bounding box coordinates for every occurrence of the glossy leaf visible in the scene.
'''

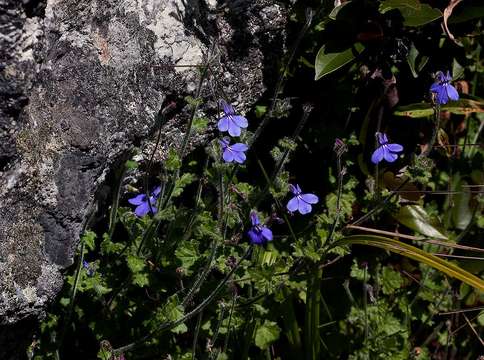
[334,235,484,292]
[395,204,448,240]
[448,5,484,24]
[379,0,442,27]
[314,43,364,80]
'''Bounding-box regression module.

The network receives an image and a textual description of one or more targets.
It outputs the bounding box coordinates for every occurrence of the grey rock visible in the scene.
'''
[0,0,286,353]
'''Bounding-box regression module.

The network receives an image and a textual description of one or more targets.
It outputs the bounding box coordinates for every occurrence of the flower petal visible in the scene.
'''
[231,115,248,128]
[288,184,297,195]
[227,121,241,137]
[383,148,398,162]
[371,146,385,164]
[128,194,146,205]
[430,83,441,93]
[436,87,448,105]
[377,133,388,145]
[218,116,230,132]
[300,193,319,204]
[295,184,302,194]
[298,200,312,214]
[233,151,246,164]
[222,100,235,115]
[231,143,248,151]
[250,212,260,226]
[152,186,161,197]
[445,71,452,82]
[446,85,459,102]
[287,196,299,212]
[135,202,150,217]
[386,143,403,152]
[248,229,263,244]
[261,227,273,242]
[222,149,234,163]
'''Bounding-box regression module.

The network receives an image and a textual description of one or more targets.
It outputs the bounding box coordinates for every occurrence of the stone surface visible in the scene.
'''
[0,0,286,346]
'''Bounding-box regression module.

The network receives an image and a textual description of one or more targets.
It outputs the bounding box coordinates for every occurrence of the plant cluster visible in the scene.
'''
[31,1,483,359]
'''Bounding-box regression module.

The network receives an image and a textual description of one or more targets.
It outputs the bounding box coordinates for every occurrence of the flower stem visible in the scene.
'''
[422,104,441,157]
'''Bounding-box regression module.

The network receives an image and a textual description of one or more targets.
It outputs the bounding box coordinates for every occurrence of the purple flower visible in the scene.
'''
[286,184,319,215]
[371,132,403,164]
[219,137,248,164]
[128,186,161,217]
[217,100,248,137]
[247,212,273,245]
[82,260,94,276]
[430,71,459,105]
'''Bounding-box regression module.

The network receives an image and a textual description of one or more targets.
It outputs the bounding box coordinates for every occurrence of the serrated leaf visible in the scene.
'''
[173,173,196,197]
[379,0,442,27]
[395,204,448,240]
[314,43,364,80]
[394,99,484,118]
[175,240,199,271]
[166,148,182,171]
[255,320,281,350]
[381,267,403,295]
[126,255,145,273]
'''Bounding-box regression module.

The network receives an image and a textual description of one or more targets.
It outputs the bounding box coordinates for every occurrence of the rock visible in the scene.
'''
[0,0,286,352]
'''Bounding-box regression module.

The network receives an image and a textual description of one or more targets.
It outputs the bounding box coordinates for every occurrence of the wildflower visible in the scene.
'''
[247,211,273,245]
[371,132,403,164]
[217,100,248,137]
[128,186,161,217]
[219,137,248,164]
[430,71,459,105]
[82,260,94,277]
[286,184,319,215]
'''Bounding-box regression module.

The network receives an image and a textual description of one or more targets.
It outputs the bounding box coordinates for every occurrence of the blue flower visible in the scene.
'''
[286,184,319,215]
[371,132,403,164]
[430,71,459,105]
[247,211,273,245]
[128,186,161,217]
[217,100,248,137]
[82,260,94,277]
[219,137,248,164]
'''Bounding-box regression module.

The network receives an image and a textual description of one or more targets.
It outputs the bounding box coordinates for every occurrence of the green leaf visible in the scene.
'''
[255,320,281,349]
[379,0,442,27]
[447,5,484,24]
[394,99,484,118]
[381,267,403,295]
[395,204,448,240]
[255,105,267,118]
[314,43,364,80]
[175,240,199,271]
[166,148,182,171]
[334,235,484,292]
[452,58,464,80]
[173,173,196,197]
[451,180,473,230]
[82,231,96,251]
[126,254,145,273]
[406,43,428,78]
[125,160,138,170]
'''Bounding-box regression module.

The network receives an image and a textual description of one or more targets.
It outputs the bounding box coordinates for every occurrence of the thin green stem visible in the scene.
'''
[191,311,203,360]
